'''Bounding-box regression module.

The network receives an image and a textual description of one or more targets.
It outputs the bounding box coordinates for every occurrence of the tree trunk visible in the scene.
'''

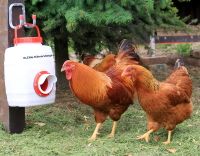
[54,36,69,92]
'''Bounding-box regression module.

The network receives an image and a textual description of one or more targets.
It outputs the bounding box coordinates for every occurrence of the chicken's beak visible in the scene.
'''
[61,66,65,72]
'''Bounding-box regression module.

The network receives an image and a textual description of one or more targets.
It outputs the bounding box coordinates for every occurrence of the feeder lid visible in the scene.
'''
[14,37,43,45]
[14,24,43,45]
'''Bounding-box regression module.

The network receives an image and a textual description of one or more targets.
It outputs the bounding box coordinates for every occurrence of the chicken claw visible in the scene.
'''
[163,140,171,145]
[108,121,117,138]
[88,123,102,142]
[88,135,97,142]
[136,129,154,142]
[162,130,172,145]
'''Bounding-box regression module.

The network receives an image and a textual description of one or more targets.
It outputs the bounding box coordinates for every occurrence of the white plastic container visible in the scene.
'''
[4,25,57,107]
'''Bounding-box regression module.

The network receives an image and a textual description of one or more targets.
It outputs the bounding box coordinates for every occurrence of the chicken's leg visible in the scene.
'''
[137,129,154,142]
[163,130,172,145]
[108,121,117,138]
[88,123,102,141]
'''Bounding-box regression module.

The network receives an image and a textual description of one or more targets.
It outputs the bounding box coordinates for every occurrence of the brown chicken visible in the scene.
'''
[61,40,142,141]
[83,40,143,72]
[121,59,193,144]
[83,53,116,72]
[92,54,116,72]
[82,55,103,68]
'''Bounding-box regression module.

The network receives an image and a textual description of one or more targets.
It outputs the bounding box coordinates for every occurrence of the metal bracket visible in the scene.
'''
[9,3,26,29]
[9,3,36,29]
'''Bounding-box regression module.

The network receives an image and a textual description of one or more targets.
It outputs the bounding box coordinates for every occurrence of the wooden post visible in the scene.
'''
[0,0,25,133]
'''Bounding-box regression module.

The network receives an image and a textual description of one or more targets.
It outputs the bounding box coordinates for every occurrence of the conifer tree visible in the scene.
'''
[26,0,185,53]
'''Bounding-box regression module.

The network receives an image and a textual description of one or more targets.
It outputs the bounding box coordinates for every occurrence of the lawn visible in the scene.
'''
[0,65,199,156]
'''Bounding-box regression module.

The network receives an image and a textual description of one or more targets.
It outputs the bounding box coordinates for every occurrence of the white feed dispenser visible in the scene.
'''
[4,24,57,107]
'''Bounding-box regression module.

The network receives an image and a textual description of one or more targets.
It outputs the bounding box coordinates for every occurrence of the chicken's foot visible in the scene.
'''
[88,123,102,142]
[137,129,154,142]
[163,130,172,145]
[108,121,117,138]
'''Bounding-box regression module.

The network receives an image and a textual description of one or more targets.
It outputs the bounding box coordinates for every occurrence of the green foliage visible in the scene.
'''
[157,44,172,49]
[145,0,154,12]
[31,0,44,5]
[25,0,186,55]
[176,44,192,56]
[65,3,132,29]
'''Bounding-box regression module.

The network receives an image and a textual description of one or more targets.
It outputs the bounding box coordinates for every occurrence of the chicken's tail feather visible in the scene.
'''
[119,39,137,53]
[118,39,141,62]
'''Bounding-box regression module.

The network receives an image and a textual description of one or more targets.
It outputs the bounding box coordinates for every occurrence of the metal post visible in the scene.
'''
[0,0,25,133]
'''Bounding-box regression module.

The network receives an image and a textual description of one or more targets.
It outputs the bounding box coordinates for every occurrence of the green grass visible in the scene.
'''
[0,66,200,156]
[176,44,192,56]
